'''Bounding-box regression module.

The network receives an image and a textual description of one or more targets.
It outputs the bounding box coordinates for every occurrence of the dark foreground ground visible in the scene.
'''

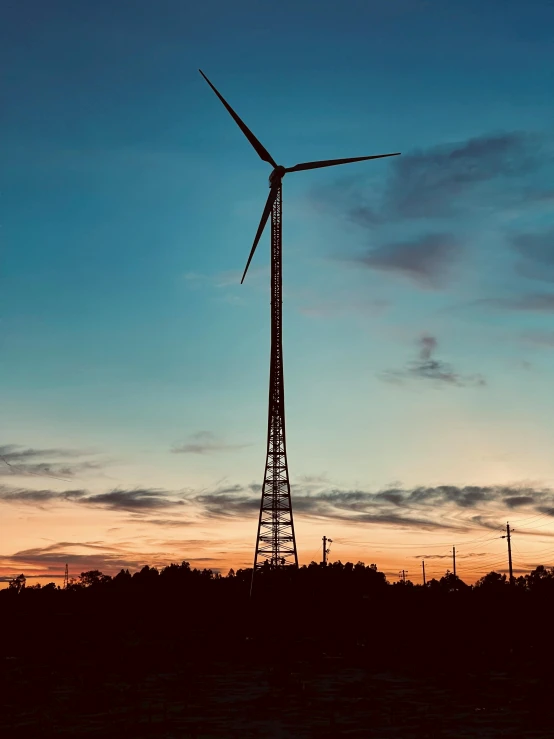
[2,639,553,738]
[3,571,554,737]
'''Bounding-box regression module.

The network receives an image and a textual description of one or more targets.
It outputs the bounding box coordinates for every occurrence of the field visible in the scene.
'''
[2,637,553,738]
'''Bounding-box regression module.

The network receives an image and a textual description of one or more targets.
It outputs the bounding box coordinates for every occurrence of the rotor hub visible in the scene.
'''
[269,165,286,187]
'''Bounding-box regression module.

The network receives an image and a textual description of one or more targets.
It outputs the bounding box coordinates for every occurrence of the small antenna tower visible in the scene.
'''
[501,522,514,584]
[63,563,69,589]
[322,536,333,566]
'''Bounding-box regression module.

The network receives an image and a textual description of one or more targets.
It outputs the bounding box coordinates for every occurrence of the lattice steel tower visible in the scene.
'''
[254,186,297,569]
[199,70,399,577]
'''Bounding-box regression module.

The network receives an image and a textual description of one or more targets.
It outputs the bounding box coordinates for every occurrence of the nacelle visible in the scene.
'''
[269,166,286,187]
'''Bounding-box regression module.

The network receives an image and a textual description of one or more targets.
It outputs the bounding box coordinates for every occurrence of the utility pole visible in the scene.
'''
[399,569,408,584]
[422,560,426,586]
[452,547,456,578]
[322,536,332,566]
[501,522,514,584]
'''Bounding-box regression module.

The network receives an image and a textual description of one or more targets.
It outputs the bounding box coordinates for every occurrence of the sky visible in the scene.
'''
[2,0,554,585]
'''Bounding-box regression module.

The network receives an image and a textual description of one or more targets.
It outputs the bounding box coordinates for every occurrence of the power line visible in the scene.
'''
[510,507,554,527]
[470,552,509,566]
[335,531,503,550]
[509,545,554,557]
[306,519,554,584]
[518,520,554,532]
[472,557,506,571]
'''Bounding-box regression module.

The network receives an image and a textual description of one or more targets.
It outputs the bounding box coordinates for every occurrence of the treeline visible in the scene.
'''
[3,560,554,674]
[4,559,554,596]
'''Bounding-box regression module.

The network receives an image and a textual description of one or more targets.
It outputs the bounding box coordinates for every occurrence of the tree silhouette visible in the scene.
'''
[8,574,26,593]
[525,564,554,592]
[475,571,507,590]
[79,570,111,587]
[439,570,468,592]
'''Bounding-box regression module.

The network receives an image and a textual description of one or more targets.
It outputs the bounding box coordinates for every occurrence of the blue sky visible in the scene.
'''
[2,0,554,582]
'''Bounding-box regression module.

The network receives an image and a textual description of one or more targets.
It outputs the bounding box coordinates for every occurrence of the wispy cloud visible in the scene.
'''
[512,228,554,265]
[291,490,462,531]
[0,485,86,506]
[4,473,554,544]
[83,488,186,513]
[0,537,228,579]
[505,495,536,508]
[352,232,461,288]
[3,478,554,578]
[0,444,102,481]
[186,480,554,540]
[381,335,486,387]
[512,228,554,283]
[191,486,458,530]
[140,518,195,527]
[414,551,493,561]
[0,483,188,514]
[521,330,554,348]
[381,131,541,220]
[312,131,548,225]
[297,297,389,318]
[479,293,554,313]
[0,541,148,577]
[0,445,84,462]
[194,491,259,519]
[172,431,251,455]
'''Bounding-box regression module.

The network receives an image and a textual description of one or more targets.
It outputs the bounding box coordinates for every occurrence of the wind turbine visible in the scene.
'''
[200,70,400,577]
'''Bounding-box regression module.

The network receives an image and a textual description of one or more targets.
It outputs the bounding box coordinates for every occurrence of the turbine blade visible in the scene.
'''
[241,186,279,284]
[285,152,400,173]
[199,69,277,168]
